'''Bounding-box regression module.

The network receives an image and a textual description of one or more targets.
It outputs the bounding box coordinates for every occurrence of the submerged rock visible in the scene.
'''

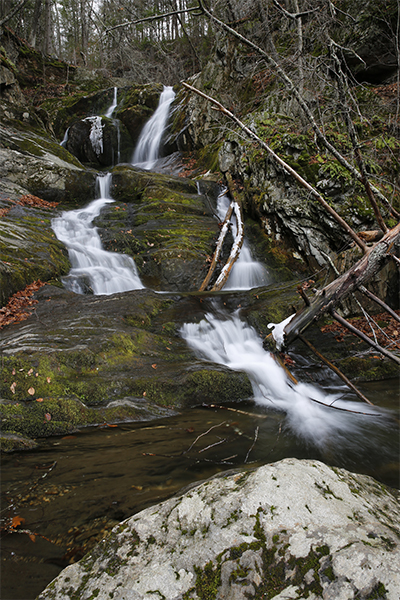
[37,458,400,600]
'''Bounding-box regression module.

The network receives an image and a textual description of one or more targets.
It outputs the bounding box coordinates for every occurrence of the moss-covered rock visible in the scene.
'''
[0,286,254,450]
[96,165,220,291]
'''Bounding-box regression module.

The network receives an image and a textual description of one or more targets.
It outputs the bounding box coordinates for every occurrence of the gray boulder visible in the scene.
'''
[37,458,400,600]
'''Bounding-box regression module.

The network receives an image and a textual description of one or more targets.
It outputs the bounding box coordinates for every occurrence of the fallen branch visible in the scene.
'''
[284,221,400,346]
[182,82,367,253]
[360,286,400,324]
[199,197,234,291]
[298,334,374,405]
[331,310,400,365]
[210,199,244,291]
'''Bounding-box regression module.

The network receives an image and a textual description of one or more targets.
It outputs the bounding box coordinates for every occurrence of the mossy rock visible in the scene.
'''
[0,204,71,305]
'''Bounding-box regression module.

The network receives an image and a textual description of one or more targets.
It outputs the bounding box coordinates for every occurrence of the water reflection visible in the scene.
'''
[1,389,399,600]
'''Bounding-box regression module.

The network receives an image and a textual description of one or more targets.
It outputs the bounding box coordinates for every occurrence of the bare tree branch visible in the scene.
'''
[103,6,202,35]
[0,0,29,27]
[272,0,319,20]
[196,0,399,220]
[182,81,368,253]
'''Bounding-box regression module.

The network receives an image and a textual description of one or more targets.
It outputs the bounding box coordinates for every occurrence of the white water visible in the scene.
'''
[105,87,118,118]
[52,173,143,295]
[60,127,69,148]
[217,191,269,290]
[181,312,384,448]
[132,86,175,170]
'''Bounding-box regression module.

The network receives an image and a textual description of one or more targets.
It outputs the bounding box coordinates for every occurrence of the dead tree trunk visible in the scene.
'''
[284,221,400,346]
[210,199,244,291]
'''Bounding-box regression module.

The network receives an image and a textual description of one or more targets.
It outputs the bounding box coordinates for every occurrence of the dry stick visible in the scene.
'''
[196,0,399,219]
[359,286,400,324]
[185,421,226,453]
[272,353,299,385]
[211,199,245,291]
[199,200,234,291]
[331,310,400,365]
[208,404,268,419]
[298,333,374,405]
[245,426,259,463]
[182,82,367,253]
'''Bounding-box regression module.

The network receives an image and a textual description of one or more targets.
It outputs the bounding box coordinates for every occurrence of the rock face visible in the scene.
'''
[38,458,400,600]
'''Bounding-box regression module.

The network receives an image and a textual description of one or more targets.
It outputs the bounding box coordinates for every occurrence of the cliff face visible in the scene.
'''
[169,0,399,282]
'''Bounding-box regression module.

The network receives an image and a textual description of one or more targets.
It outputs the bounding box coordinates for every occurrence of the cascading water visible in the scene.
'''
[181,312,387,449]
[217,190,269,290]
[52,173,143,295]
[105,87,118,118]
[132,85,175,170]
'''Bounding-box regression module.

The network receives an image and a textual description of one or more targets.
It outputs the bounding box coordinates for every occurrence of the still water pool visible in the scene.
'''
[1,381,398,600]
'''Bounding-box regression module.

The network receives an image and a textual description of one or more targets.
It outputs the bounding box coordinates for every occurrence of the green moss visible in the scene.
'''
[365,581,388,599]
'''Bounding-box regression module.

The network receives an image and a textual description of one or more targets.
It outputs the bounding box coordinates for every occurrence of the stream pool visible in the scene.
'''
[1,379,399,600]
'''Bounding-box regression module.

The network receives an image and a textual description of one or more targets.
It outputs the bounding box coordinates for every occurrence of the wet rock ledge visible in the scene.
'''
[37,458,400,600]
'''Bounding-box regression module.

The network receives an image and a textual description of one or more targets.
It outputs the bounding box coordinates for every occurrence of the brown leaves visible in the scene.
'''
[0,280,46,330]
[0,194,58,218]
[11,516,25,529]
[321,310,400,348]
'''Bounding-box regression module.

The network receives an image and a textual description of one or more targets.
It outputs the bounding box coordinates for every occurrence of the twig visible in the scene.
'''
[298,334,374,405]
[359,286,400,323]
[331,310,400,365]
[198,438,227,453]
[185,421,226,453]
[245,426,259,463]
[207,404,268,418]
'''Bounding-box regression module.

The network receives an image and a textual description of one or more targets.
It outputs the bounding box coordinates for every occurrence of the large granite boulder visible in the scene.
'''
[37,458,400,600]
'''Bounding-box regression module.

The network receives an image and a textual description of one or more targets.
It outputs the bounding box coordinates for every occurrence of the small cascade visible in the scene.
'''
[60,127,69,148]
[83,116,104,157]
[132,85,175,170]
[181,313,385,449]
[217,190,269,290]
[105,87,118,118]
[52,173,143,295]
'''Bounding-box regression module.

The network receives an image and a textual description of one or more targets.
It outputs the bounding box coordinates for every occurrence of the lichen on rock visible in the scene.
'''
[37,458,400,600]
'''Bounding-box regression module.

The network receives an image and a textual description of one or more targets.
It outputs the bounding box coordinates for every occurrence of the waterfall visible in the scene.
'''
[132,85,175,170]
[181,312,384,448]
[217,191,269,290]
[60,127,69,148]
[105,87,118,118]
[52,173,144,295]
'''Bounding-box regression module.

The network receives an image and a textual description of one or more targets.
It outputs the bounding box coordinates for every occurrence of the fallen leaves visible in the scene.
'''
[11,516,25,529]
[27,387,35,396]
[321,310,400,348]
[0,194,58,217]
[0,280,46,329]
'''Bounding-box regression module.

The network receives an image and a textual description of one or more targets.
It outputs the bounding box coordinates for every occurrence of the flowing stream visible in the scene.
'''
[2,86,399,600]
[132,85,175,169]
[217,190,269,290]
[52,174,143,295]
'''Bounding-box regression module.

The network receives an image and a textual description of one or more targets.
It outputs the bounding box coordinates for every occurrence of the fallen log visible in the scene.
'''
[199,197,234,291]
[284,221,400,346]
[211,200,244,291]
